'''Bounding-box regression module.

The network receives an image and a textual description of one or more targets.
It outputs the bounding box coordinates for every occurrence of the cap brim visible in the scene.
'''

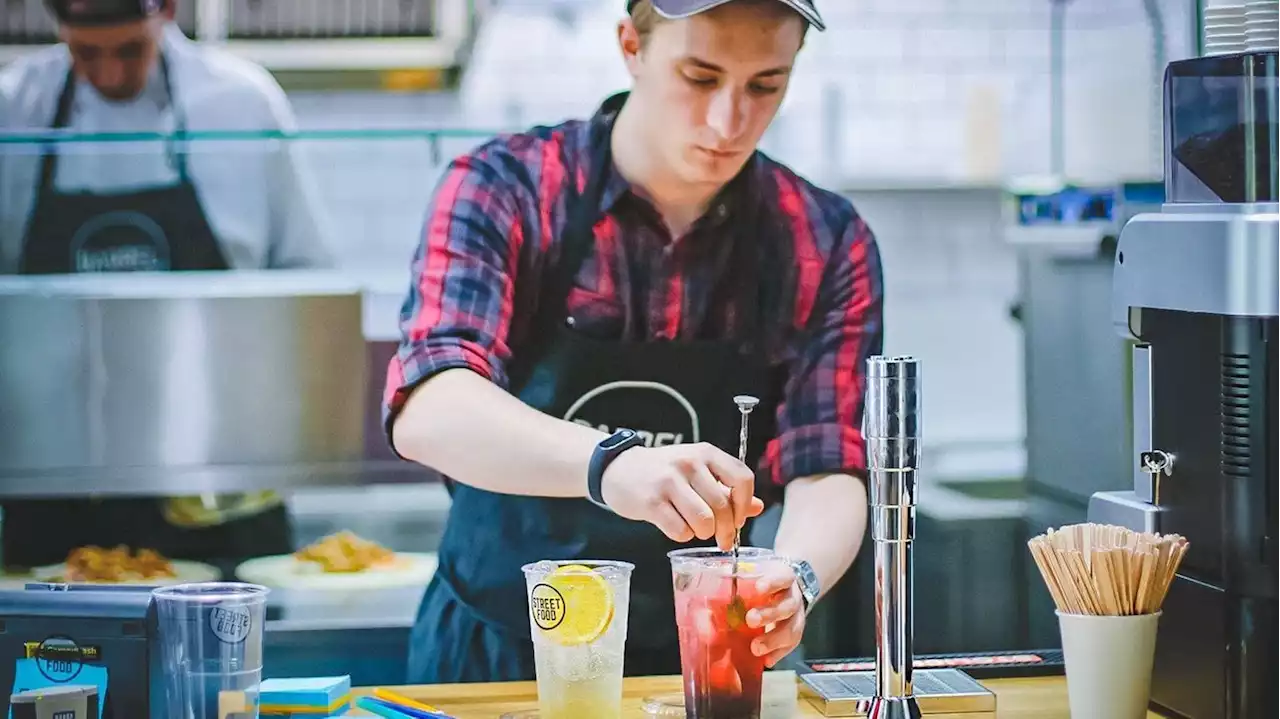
[648,0,825,31]
[48,0,163,26]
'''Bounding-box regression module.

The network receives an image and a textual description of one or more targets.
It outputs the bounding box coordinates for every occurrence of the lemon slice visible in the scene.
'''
[530,564,614,646]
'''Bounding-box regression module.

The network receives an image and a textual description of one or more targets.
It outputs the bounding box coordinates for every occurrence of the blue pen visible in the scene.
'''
[355,696,455,719]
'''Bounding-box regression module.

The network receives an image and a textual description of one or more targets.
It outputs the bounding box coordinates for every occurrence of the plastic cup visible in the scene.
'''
[522,559,633,719]
[669,547,785,719]
[1057,610,1161,719]
[153,582,269,719]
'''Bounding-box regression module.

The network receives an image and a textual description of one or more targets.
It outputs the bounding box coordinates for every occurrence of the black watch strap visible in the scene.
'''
[588,428,644,509]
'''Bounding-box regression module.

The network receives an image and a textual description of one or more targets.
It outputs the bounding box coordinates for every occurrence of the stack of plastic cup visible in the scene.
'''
[153,582,269,719]
[1203,1,1249,55]
[1245,0,1279,51]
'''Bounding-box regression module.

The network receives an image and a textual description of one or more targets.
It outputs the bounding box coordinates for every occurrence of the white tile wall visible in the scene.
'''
[281,0,1197,471]
[453,0,1194,185]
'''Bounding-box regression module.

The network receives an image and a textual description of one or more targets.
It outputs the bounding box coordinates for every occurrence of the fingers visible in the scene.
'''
[747,588,801,629]
[680,458,737,550]
[753,611,805,667]
[665,476,716,542]
[753,563,798,597]
[651,501,695,543]
[699,443,757,528]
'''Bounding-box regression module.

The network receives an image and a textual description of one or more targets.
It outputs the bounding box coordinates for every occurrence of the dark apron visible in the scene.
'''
[0,57,292,570]
[406,92,786,684]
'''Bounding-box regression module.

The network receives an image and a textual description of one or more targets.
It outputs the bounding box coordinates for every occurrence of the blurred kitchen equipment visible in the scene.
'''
[0,270,367,498]
[227,0,434,39]
[0,584,161,719]
[1088,51,1278,719]
[0,0,477,72]
[1003,180,1164,648]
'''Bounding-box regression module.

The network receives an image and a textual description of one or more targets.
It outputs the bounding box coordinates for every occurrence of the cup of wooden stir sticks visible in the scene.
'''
[1028,523,1189,719]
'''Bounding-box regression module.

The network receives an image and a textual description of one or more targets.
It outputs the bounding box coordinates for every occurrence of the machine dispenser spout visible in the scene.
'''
[865,355,923,719]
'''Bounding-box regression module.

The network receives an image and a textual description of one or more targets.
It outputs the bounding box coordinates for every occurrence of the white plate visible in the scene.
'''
[0,560,220,589]
[235,552,438,590]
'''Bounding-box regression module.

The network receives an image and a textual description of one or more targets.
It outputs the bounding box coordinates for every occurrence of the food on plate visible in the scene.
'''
[294,531,401,573]
[57,545,177,583]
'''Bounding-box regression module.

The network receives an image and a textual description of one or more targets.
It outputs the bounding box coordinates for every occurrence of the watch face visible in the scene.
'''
[602,429,637,449]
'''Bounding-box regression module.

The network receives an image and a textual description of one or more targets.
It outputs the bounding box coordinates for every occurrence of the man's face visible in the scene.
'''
[621,2,805,187]
[60,17,164,102]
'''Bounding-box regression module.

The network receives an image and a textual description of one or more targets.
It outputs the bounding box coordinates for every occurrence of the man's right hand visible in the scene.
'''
[599,443,765,549]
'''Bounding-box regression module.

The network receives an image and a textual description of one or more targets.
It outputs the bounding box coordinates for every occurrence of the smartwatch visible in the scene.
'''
[790,558,821,613]
[587,428,644,510]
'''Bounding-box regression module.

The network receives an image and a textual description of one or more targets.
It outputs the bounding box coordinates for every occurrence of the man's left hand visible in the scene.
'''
[745,561,806,667]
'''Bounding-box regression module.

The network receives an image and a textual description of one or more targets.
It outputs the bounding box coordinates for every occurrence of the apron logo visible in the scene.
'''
[70,210,171,272]
[529,583,566,631]
[562,381,700,447]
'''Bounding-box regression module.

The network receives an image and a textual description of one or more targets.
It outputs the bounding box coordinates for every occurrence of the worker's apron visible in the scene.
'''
[1,56,291,569]
[406,92,786,683]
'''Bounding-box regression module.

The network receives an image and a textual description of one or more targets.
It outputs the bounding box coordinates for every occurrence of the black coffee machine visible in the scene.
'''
[1089,51,1277,719]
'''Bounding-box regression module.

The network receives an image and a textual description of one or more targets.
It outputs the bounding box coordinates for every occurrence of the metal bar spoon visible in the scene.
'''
[726,394,759,629]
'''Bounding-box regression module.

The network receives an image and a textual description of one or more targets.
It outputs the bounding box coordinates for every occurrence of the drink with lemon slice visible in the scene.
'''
[522,559,634,718]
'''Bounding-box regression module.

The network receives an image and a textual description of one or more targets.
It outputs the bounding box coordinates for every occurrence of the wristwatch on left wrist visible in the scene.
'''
[790,558,821,613]
[587,428,644,510]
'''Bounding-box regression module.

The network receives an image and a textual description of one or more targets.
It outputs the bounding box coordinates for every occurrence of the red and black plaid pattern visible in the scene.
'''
[384,107,884,486]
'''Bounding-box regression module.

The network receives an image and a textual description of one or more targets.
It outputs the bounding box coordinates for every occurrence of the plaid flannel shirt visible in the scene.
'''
[385,103,884,487]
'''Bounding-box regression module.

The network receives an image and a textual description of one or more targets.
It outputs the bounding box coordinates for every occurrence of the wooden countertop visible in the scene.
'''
[353,675,1172,718]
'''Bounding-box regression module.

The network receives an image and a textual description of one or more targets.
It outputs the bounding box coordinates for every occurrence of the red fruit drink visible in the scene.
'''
[669,547,778,719]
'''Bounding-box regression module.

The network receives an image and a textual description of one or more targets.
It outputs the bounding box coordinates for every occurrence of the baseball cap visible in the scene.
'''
[627,0,825,31]
[46,0,164,26]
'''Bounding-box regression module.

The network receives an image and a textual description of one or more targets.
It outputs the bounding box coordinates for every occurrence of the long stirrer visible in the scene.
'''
[727,395,758,627]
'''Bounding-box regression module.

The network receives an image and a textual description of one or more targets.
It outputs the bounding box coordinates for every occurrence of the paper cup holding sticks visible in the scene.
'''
[1028,523,1189,719]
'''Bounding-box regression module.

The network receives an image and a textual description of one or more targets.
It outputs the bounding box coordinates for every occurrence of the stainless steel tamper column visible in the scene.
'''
[863,355,922,719]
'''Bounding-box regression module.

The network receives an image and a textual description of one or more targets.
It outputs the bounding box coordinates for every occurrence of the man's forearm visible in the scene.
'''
[391,368,607,497]
[773,472,868,603]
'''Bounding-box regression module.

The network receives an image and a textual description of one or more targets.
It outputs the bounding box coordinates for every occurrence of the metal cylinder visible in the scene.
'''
[865,355,923,718]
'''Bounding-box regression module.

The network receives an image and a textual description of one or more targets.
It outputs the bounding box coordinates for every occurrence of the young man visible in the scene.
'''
[386,0,882,682]
[0,0,332,569]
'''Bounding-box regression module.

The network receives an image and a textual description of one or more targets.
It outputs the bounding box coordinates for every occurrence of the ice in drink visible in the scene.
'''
[523,559,633,719]
[670,547,779,719]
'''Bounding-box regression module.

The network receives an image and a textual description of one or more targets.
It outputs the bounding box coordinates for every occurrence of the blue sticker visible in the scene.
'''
[9,659,108,719]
